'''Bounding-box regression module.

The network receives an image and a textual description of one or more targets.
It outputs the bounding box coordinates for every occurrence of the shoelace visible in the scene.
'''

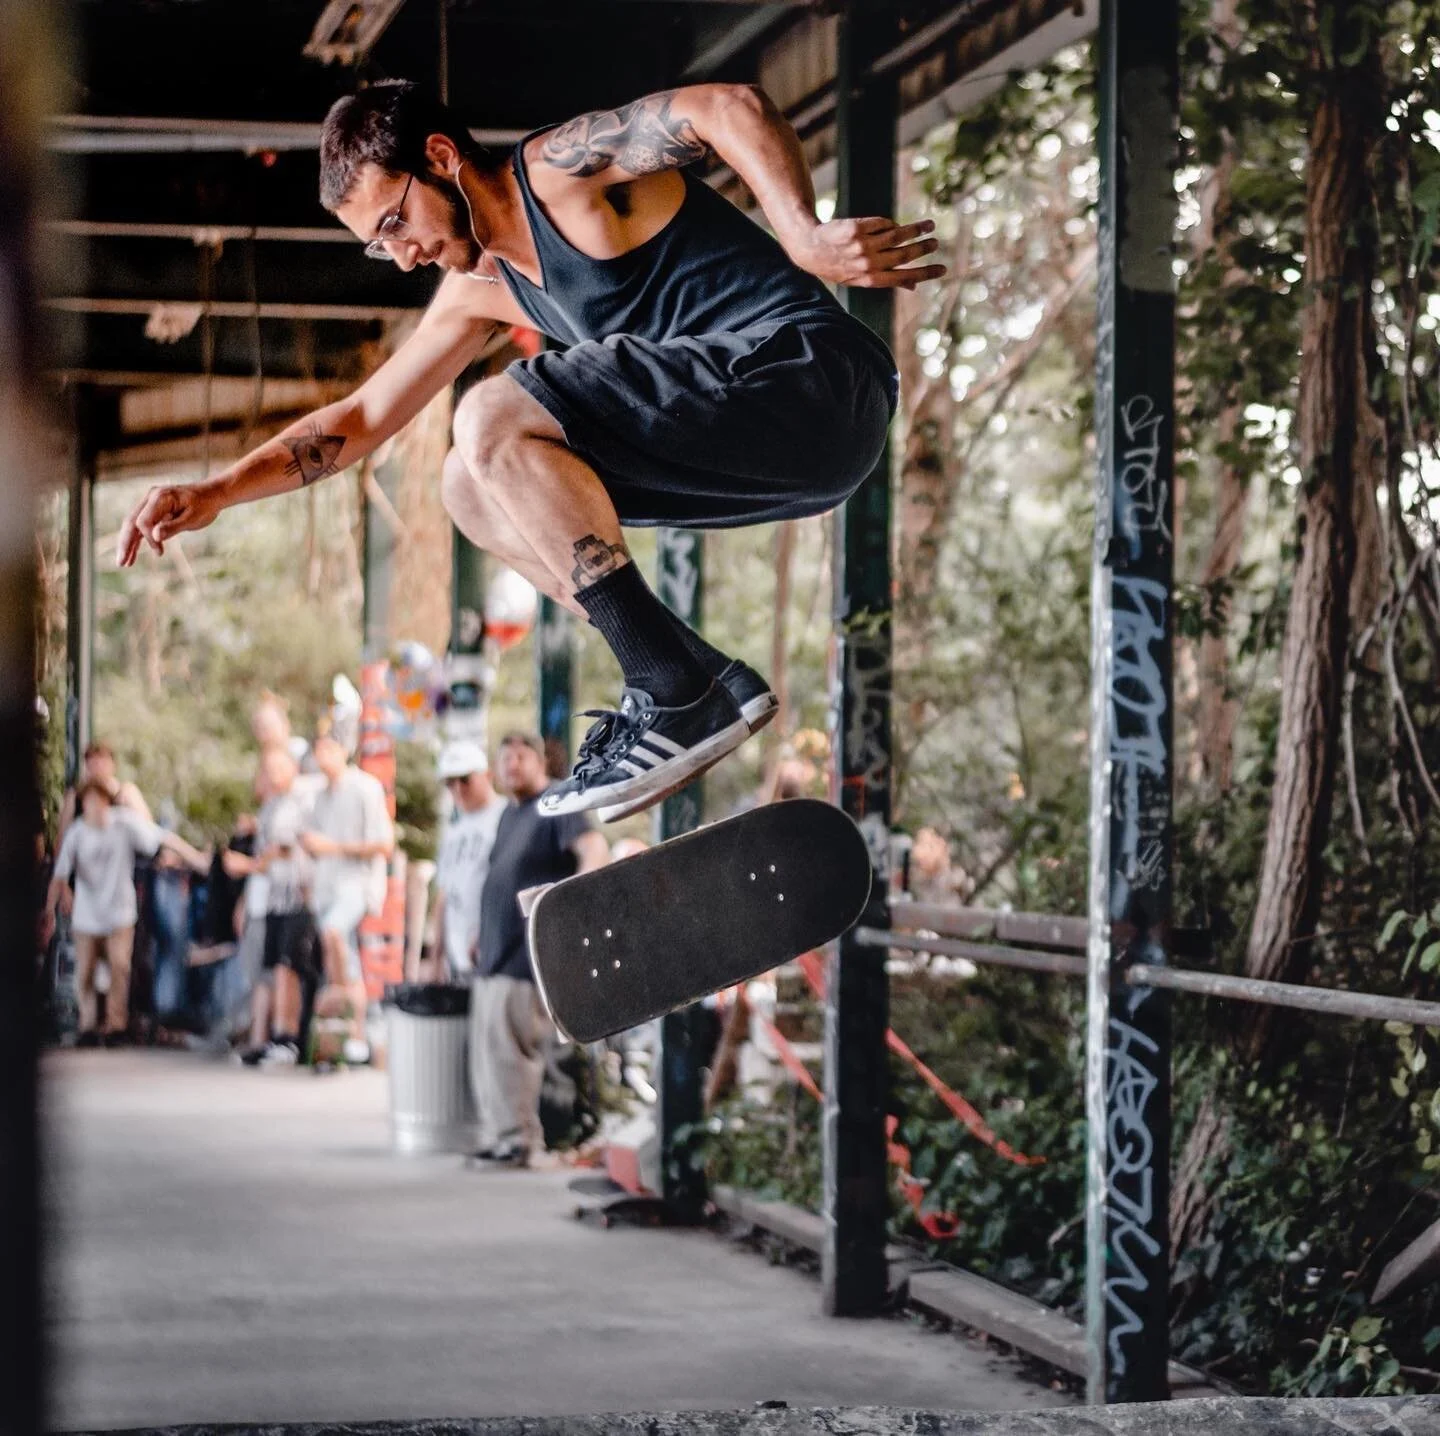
[571,706,639,783]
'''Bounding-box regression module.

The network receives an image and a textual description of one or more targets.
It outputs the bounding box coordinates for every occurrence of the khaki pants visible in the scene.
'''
[75,927,135,1036]
[469,974,549,1155]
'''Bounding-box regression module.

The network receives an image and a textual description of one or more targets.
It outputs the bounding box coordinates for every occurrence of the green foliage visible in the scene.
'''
[392,739,440,862]
[705,1082,822,1210]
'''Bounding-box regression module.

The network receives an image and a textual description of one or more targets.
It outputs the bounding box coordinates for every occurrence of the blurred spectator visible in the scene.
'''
[240,806,318,1067]
[907,826,972,905]
[428,741,506,981]
[469,732,607,1169]
[42,779,186,1046]
[56,740,151,847]
[149,830,213,1031]
[303,729,394,1067]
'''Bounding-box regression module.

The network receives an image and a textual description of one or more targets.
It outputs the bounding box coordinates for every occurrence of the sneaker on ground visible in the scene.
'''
[236,1044,267,1067]
[538,681,749,819]
[258,1039,299,1067]
[468,1143,531,1170]
[596,661,777,823]
[341,1037,371,1066]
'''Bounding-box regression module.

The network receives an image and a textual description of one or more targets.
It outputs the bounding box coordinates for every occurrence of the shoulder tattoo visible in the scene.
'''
[541,92,709,178]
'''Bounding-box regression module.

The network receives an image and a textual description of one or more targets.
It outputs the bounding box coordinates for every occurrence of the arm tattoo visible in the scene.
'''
[541,92,709,178]
[570,534,629,590]
[282,428,345,486]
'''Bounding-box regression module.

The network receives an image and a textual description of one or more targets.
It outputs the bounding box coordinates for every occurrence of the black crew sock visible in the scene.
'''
[576,562,711,708]
[662,609,734,679]
[586,604,735,679]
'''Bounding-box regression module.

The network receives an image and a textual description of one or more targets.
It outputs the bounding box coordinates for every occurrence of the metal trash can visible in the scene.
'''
[384,983,477,1155]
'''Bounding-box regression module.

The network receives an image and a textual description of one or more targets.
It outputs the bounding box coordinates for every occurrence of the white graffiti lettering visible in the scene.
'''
[657,529,700,619]
[1104,1016,1163,1376]
[1109,575,1168,918]
[1117,394,1172,555]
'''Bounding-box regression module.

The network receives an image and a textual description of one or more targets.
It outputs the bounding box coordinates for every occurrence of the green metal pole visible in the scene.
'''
[824,0,897,1318]
[655,526,707,1220]
[1085,0,1178,1403]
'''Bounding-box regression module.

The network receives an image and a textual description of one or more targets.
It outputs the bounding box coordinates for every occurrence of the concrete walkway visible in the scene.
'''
[43,1050,1069,1431]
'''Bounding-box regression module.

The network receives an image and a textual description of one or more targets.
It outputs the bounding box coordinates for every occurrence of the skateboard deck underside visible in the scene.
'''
[528,800,872,1043]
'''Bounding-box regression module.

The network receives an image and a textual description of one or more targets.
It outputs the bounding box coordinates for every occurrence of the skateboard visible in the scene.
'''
[527,799,873,1043]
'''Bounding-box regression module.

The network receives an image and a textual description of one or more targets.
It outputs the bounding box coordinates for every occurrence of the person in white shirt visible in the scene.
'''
[430,741,508,981]
[43,779,175,1045]
[302,729,394,1064]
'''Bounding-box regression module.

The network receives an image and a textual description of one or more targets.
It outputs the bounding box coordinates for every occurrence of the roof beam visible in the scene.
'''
[44,298,422,322]
[47,115,527,155]
[47,221,354,244]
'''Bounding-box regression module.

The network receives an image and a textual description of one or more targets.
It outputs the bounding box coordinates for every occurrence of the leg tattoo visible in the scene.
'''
[570,534,629,590]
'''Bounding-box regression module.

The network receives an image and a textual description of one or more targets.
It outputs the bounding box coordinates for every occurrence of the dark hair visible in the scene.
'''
[318,80,500,211]
[498,731,545,758]
[83,740,113,760]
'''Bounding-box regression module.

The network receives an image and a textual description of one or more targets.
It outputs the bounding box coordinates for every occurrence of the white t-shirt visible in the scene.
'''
[306,767,392,915]
[434,798,507,974]
[246,775,323,918]
[54,809,162,936]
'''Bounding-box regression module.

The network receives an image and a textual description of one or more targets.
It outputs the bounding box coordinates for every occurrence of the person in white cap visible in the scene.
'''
[429,740,507,981]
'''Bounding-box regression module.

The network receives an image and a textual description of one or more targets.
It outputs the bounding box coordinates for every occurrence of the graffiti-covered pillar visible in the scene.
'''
[1084,0,1179,1404]
[823,0,897,1319]
[654,527,707,1220]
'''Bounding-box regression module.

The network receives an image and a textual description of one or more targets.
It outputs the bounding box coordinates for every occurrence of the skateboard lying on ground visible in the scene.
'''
[527,798,872,1043]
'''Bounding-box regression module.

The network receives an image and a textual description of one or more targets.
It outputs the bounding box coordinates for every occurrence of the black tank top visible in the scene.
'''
[493,129,889,361]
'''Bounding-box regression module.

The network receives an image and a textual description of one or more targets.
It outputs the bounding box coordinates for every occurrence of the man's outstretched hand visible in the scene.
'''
[792,216,946,290]
[115,483,223,566]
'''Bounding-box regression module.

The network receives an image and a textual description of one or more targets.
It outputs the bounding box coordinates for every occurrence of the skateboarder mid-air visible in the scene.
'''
[117,81,946,818]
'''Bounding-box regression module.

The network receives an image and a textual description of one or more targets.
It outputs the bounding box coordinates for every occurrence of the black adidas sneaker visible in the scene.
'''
[538,681,751,819]
[595,660,778,823]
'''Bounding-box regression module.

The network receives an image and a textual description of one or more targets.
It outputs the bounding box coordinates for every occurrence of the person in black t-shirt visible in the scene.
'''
[470,732,608,1169]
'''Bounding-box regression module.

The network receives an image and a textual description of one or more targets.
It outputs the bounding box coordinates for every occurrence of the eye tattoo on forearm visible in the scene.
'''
[542,93,709,178]
[282,428,345,486]
[570,534,629,589]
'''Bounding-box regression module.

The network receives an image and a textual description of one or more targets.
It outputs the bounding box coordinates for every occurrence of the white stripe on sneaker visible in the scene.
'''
[625,747,662,769]
[641,731,687,757]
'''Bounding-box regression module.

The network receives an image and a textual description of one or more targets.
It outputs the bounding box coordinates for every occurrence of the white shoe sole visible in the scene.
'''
[539,714,752,818]
[595,692,779,823]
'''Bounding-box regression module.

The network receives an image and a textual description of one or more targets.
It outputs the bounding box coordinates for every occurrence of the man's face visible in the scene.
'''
[448,771,493,811]
[314,736,347,781]
[80,789,110,825]
[336,158,483,275]
[260,748,297,797]
[85,751,116,785]
[498,741,545,799]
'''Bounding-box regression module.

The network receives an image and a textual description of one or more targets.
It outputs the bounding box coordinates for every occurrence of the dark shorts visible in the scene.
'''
[263,909,318,977]
[506,318,899,529]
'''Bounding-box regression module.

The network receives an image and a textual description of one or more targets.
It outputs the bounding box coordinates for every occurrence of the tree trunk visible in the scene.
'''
[1169,0,1384,1256]
[1243,20,1379,992]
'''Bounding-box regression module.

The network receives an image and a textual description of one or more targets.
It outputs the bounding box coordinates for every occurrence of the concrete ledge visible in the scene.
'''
[712,1189,1216,1396]
[59,1397,1440,1435]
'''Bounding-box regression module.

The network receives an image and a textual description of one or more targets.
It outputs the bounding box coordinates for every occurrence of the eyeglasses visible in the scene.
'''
[363,173,414,260]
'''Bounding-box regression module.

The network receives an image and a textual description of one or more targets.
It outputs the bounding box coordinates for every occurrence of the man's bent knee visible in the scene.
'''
[452,375,563,481]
